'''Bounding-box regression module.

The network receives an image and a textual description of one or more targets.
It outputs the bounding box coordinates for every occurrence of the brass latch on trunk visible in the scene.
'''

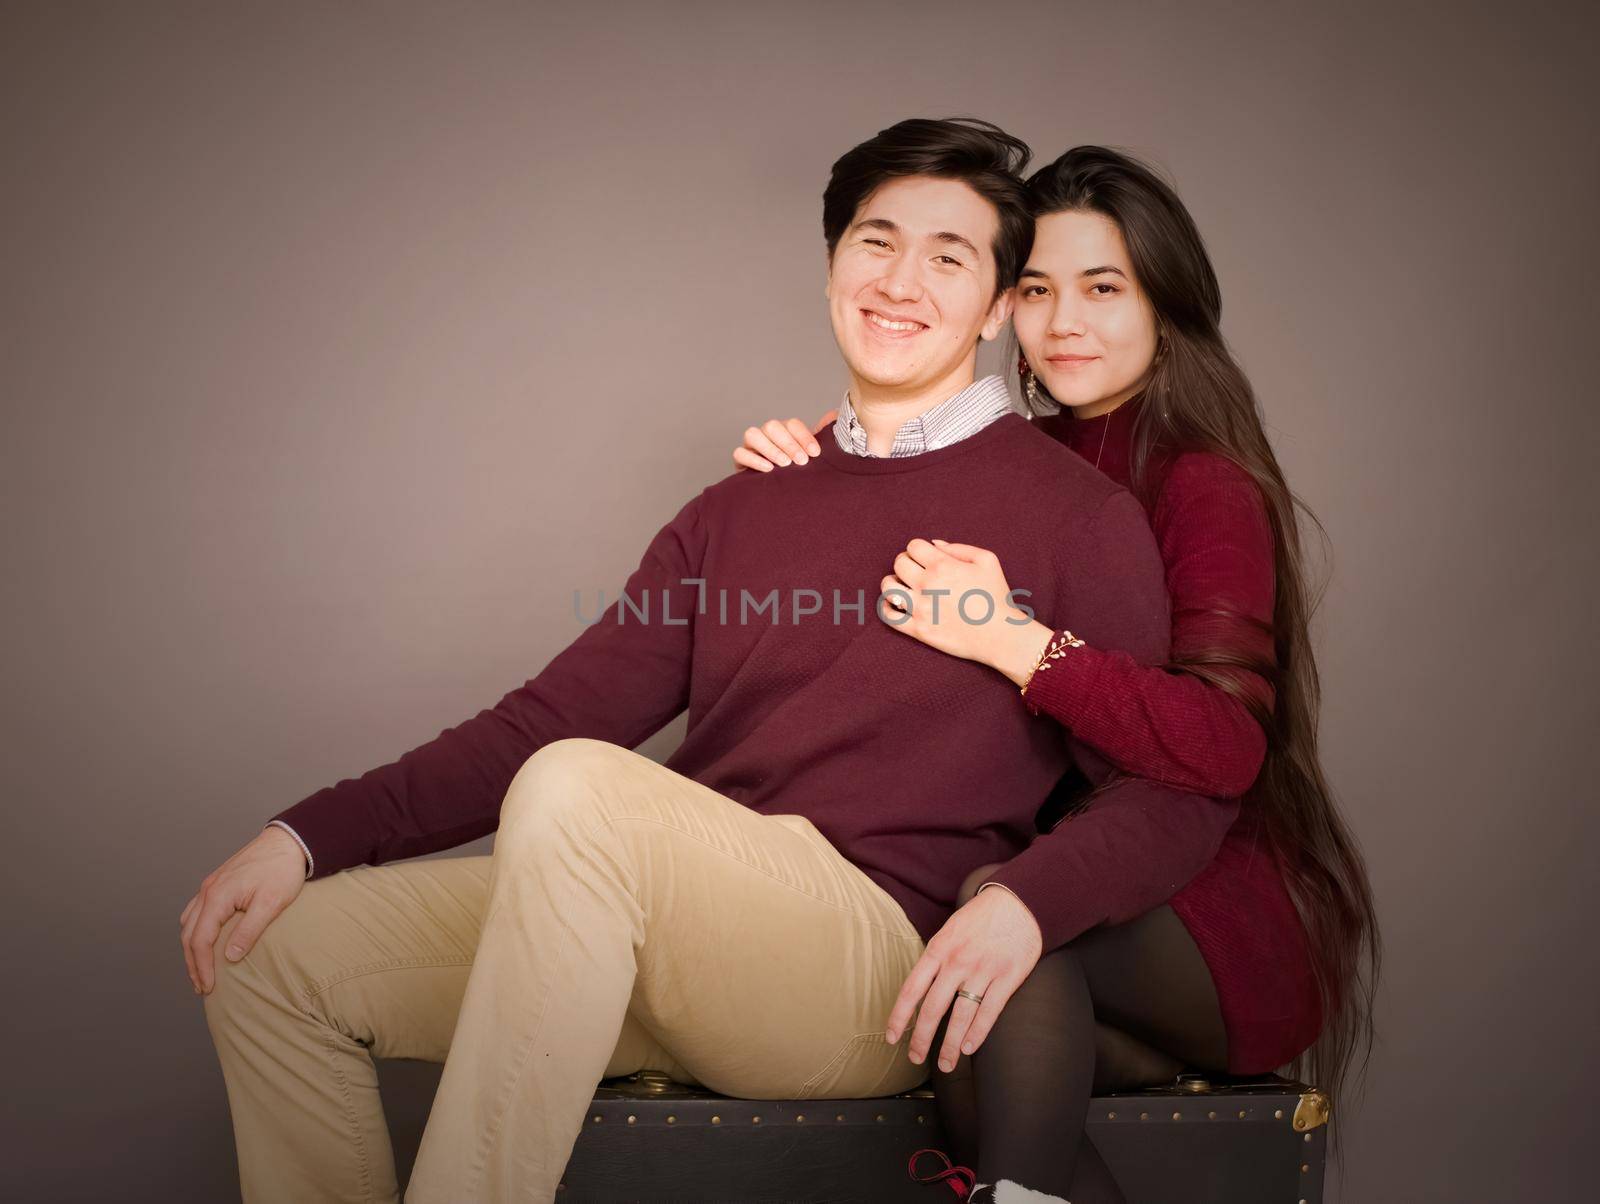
[1293,1089,1330,1131]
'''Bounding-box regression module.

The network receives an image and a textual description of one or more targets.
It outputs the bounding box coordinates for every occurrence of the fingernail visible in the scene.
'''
[885,1029,897,1043]
[225,945,243,961]
[939,1058,953,1072]
[794,453,808,465]
[962,1042,973,1054]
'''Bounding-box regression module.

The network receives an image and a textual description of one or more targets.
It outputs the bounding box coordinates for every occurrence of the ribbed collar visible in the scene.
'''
[1040,396,1143,489]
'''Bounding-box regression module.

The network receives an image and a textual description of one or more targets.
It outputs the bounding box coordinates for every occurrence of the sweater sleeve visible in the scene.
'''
[264,492,709,877]
[980,777,1241,951]
[1018,453,1277,798]
[982,483,1238,950]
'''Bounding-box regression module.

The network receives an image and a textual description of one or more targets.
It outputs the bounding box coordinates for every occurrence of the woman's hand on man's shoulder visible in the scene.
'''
[732,410,837,472]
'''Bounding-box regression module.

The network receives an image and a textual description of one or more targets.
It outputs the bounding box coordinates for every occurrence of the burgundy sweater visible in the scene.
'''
[269,412,1239,954]
[1022,398,1324,1072]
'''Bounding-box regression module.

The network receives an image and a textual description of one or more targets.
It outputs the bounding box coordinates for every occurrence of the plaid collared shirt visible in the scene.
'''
[832,374,1016,458]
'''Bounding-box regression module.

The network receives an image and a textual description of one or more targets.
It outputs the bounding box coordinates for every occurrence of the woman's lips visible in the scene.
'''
[1045,354,1098,367]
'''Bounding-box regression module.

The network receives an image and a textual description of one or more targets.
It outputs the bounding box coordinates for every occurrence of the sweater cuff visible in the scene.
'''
[266,787,372,880]
[1022,636,1108,722]
[980,842,1105,952]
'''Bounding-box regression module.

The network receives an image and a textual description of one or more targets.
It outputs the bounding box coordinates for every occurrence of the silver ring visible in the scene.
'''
[955,987,985,1005]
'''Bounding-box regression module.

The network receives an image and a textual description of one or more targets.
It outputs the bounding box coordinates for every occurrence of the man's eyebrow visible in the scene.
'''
[932,231,981,260]
[849,218,982,260]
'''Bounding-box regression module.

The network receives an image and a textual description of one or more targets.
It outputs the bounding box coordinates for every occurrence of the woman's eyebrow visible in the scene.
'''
[1021,265,1128,281]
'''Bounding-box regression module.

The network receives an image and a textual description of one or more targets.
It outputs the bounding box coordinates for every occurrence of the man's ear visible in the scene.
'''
[979,287,1016,342]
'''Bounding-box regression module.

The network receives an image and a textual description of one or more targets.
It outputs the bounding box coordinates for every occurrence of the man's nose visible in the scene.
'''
[878,255,924,303]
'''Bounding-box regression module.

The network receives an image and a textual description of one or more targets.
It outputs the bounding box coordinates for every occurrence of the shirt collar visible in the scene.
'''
[832,374,1015,458]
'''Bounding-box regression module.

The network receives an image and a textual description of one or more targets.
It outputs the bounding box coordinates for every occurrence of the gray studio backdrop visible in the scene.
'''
[3,2,1594,1201]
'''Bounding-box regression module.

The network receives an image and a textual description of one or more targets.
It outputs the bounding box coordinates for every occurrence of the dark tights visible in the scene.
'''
[929,873,1230,1201]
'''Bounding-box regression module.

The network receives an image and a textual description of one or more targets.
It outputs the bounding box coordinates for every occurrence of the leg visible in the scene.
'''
[978,906,1227,1201]
[929,866,1227,1201]
[927,865,999,1169]
[929,1011,1184,1198]
[202,856,492,1203]
[931,1001,1180,1171]
[405,738,930,1203]
[202,854,702,1204]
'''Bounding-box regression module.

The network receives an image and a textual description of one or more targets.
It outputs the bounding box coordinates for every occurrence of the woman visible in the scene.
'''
[731,147,1379,1203]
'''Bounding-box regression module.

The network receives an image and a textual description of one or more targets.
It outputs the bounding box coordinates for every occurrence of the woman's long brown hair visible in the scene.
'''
[1020,146,1381,1165]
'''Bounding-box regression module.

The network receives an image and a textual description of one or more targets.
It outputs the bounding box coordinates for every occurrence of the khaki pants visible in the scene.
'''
[202,738,931,1203]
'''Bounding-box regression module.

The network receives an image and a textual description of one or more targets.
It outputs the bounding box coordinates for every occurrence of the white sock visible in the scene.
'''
[991,1178,1069,1204]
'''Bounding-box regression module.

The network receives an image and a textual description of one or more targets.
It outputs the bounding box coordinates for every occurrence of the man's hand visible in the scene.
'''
[180,826,308,995]
[883,881,1044,1073]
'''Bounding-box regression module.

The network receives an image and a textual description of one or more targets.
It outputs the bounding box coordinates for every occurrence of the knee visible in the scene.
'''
[199,909,264,1029]
[955,862,1005,907]
[203,909,249,999]
[199,883,330,1028]
[499,738,632,839]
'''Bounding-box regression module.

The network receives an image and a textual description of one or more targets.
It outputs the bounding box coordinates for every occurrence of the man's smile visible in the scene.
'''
[861,306,929,337]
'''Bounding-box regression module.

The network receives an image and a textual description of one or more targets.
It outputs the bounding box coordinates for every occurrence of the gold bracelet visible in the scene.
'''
[1019,629,1086,697]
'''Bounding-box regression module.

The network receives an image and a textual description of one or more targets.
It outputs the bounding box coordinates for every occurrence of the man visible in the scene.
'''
[183,117,1237,1203]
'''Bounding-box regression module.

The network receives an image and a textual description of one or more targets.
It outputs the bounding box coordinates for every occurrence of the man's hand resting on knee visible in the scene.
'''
[180,826,308,995]
[882,876,1044,1075]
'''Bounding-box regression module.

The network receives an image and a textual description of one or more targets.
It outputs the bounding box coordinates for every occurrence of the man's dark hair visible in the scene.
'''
[822,117,1033,302]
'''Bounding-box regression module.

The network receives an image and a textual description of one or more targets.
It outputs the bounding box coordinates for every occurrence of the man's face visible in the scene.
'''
[826,175,1014,398]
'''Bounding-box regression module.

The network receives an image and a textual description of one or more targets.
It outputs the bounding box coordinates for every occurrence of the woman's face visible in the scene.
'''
[1012,209,1159,418]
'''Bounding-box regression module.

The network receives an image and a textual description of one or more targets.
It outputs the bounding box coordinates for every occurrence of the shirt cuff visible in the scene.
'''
[265,819,314,879]
[975,879,1020,902]
[974,880,1043,939]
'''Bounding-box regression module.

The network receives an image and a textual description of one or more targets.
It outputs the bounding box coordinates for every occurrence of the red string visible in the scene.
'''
[907,1147,977,1199]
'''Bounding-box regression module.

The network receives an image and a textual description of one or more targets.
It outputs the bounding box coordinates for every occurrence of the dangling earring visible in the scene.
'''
[1018,351,1040,407]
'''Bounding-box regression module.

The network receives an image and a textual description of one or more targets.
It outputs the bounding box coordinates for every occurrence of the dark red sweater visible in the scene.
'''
[1021,399,1324,1073]
[269,413,1239,955]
